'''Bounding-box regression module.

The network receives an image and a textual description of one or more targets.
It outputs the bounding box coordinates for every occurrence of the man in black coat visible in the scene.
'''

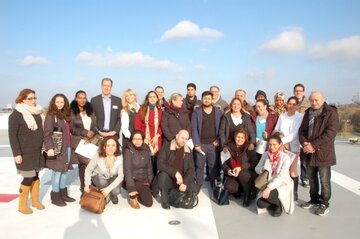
[156,129,199,209]
[299,91,339,216]
[91,77,122,138]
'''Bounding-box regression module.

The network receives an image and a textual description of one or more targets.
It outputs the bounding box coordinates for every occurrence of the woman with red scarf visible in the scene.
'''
[222,128,257,207]
[255,134,294,217]
[161,93,191,145]
[135,91,163,175]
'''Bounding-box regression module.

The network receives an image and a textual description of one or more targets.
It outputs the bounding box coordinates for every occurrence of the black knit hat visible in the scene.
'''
[255,90,267,100]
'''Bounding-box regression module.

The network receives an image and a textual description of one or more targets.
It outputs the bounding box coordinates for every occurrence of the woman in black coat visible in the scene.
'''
[222,128,258,207]
[69,90,97,196]
[8,88,45,214]
[161,93,191,144]
[123,130,153,209]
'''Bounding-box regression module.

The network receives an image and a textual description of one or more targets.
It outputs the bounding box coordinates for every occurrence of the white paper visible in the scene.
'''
[220,150,231,164]
[186,138,194,149]
[75,139,98,159]
[256,139,267,154]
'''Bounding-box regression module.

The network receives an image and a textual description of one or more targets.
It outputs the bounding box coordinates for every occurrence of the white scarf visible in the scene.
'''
[15,103,44,131]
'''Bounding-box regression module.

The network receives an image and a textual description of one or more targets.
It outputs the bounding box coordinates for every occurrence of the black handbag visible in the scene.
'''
[169,189,198,209]
[212,180,229,205]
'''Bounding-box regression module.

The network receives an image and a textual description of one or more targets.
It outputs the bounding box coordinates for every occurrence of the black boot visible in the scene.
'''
[291,176,299,201]
[60,188,76,202]
[51,191,67,207]
[242,184,251,207]
[257,198,271,209]
[161,189,170,210]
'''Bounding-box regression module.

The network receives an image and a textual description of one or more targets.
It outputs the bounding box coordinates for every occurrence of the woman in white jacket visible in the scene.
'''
[84,136,123,204]
[255,134,294,217]
[273,96,303,200]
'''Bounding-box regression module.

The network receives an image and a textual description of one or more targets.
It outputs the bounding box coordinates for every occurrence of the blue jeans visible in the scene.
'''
[51,147,71,192]
[51,171,67,192]
[306,159,332,206]
[195,143,220,185]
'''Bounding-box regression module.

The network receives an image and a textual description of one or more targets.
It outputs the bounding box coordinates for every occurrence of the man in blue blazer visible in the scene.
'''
[91,77,122,138]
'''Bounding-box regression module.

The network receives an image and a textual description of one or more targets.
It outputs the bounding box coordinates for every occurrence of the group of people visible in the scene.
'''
[9,78,339,218]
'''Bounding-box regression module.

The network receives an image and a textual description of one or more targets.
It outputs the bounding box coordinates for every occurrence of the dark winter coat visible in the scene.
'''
[161,107,191,144]
[191,106,223,146]
[8,110,44,171]
[219,112,255,147]
[70,101,97,165]
[43,114,70,172]
[299,103,339,167]
[157,141,195,186]
[123,143,153,193]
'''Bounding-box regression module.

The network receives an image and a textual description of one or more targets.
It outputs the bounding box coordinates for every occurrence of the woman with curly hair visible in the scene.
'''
[44,93,75,206]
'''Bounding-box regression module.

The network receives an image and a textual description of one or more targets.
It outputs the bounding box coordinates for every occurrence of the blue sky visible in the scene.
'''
[1,0,360,108]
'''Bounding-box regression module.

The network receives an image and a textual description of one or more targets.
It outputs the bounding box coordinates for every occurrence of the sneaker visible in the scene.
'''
[300,200,317,209]
[315,204,329,216]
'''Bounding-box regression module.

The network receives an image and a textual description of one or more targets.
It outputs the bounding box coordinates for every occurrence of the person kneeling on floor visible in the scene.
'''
[255,135,294,217]
[154,129,199,209]
[84,136,123,205]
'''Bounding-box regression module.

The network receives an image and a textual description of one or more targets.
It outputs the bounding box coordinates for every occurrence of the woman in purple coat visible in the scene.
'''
[44,93,75,206]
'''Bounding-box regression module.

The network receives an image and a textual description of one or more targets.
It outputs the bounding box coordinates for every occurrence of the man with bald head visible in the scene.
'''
[156,129,199,209]
[299,91,339,216]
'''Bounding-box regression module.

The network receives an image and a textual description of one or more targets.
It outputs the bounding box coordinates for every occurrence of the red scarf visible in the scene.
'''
[267,151,280,175]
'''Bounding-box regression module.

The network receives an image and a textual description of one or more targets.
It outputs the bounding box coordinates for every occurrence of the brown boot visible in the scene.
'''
[60,188,76,202]
[18,184,33,214]
[31,179,45,209]
[50,191,67,207]
[128,197,140,209]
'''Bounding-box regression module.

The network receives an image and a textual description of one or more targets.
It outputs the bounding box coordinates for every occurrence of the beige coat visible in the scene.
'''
[255,151,294,214]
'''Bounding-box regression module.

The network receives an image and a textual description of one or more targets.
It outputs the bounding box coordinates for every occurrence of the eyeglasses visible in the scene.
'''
[26,97,37,100]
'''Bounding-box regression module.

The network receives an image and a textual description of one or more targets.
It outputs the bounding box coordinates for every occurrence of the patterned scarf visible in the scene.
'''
[15,103,44,130]
[308,107,323,138]
[267,151,280,175]
[145,106,159,156]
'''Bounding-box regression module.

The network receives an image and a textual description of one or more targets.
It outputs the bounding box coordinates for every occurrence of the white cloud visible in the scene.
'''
[194,64,207,72]
[161,20,224,41]
[309,35,360,60]
[246,69,277,80]
[18,55,50,65]
[76,51,183,73]
[200,48,209,53]
[260,28,305,54]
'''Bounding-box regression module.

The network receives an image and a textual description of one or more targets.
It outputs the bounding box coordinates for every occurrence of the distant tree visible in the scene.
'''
[351,110,360,132]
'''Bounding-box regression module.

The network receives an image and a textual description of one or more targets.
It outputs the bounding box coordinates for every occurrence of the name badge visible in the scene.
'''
[112,105,118,109]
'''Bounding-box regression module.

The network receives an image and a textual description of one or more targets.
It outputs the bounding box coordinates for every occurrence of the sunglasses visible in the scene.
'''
[26,97,37,100]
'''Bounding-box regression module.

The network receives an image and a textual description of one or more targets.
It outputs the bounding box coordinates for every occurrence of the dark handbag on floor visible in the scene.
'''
[255,170,269,190]
[169,189,199,209]
[79,185,106,214]
[212,180,229,205]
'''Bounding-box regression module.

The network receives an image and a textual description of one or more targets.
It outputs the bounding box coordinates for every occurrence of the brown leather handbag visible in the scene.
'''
[255,170,269,190]
[79,185,106,213]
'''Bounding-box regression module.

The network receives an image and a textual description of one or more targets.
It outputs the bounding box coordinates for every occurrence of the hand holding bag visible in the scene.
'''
[79,185,106,214]
[255,170,269,190]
